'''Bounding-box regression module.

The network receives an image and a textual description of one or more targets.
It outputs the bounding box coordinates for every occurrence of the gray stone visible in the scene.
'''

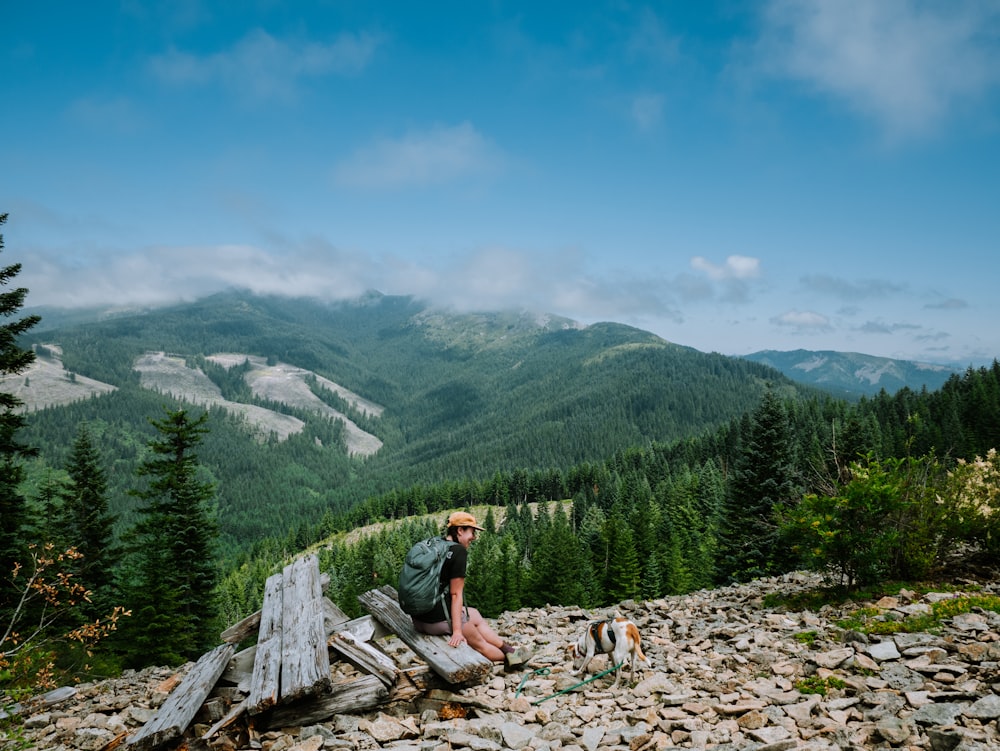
[812,647,853,669]
[500,721,537,750]
[579,727,604,751]
[746,725,792,744]
[964,693,1000,720]
[927,727,964,751]
[880,662,927,690]
[912,702,968,727]
[868,640,902,661]
[876,716,913,744]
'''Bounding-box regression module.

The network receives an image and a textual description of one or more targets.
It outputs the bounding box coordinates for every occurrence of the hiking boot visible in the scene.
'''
[504,645,532,670]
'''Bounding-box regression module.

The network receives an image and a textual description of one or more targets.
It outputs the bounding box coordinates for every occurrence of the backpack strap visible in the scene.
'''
[590,619,617,647]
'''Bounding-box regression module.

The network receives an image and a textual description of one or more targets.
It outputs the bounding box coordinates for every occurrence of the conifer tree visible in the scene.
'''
[120,408,219,666]
[601,509,641,604]
[0,212,41,615]
[718,389,802,582]
[524,503,591,607]
[59,425,119,620]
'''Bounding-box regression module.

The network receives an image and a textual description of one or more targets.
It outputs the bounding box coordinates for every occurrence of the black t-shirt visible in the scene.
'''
[415,541,466,622]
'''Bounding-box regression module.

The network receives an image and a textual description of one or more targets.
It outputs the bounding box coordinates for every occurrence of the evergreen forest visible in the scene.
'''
[4,266,1000,691]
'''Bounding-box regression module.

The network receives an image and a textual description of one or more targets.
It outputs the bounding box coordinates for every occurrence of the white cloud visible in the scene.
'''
[20,242,378,308]
[333,122,506,189]
[771,309,831,331]
[691,255,760,281]
[148,29,381,101]
[20,238,693,333]
[757,0,1000,139]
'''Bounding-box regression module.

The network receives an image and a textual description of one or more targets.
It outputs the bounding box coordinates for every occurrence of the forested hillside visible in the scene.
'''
[216,359,1000,628]
[6,271,1000,686]
[16,290,808,561]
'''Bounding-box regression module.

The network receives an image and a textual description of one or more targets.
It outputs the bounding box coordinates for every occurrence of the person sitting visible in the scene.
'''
[409,511,527,665]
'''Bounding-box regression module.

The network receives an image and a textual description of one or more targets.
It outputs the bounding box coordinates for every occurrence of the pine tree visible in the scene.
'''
[59,425,119,620]
[119,408,219,667]
[524,503,591,607]
[0,212,41,615]
[718,389,802,582]
[602,509,641,604]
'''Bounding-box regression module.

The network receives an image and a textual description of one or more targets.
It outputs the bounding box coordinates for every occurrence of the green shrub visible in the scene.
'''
[779,453,979,590]
[793,631,817,645]
[795,675,846,695]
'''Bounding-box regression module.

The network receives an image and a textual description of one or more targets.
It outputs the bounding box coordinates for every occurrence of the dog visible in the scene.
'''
[567,614,649,688]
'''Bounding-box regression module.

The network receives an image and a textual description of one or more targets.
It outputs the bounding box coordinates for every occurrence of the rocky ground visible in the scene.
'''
[8,569,1000,751]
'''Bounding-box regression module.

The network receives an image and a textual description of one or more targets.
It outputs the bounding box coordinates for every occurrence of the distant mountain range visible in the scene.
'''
[24,296,969,403]
[740,349,962,399]
[11,291,986,558]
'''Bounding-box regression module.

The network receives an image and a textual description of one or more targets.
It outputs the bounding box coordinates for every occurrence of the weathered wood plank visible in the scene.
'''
[0,685,77,720]
[264,675,389,728]
[222,611,382,692]
[221,573,331,644]
[357,586,493,685]
[125,643,234,751]
[278,554,331,704]
[220,611,261,645]
[219,644,257,692]
[247,571,284,714]
[321,595,351,632]
[200,699,246,742]
[329,630,398,687]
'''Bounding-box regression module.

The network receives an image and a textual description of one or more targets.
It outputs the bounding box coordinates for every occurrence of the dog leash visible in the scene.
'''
[514,661,625,705]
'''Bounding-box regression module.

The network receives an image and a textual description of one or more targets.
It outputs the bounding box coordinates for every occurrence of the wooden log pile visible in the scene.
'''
[121,554,494,751]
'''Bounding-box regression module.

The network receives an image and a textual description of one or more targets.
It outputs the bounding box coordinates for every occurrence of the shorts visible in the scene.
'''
[411,608,468,636]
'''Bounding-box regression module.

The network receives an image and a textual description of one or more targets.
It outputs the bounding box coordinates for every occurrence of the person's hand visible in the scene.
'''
[449,633,466,648]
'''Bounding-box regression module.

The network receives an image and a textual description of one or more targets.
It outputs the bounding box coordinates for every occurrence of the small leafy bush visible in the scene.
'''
[795,675,846,695]
[779,452,1000,591]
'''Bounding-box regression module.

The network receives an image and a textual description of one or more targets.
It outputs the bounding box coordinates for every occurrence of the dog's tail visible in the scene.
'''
[625,622,651,664]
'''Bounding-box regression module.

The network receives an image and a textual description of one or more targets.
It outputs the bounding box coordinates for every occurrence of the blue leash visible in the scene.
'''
[515,661,626,705]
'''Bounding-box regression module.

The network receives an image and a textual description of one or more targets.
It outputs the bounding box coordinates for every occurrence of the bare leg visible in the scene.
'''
[461,607,505,662]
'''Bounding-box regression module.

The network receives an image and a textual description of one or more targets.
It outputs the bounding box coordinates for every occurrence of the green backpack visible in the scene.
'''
[398,536,456,619]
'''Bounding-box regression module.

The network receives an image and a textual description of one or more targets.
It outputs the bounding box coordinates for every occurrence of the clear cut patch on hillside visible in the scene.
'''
[135,352,384,456]
[0,344,117,410]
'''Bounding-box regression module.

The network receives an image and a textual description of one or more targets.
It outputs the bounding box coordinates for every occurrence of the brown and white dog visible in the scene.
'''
[568,614,649,688]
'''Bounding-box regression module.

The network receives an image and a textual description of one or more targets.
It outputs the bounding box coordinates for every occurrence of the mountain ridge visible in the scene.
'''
[8,290,971,559]
[740,348,962,398]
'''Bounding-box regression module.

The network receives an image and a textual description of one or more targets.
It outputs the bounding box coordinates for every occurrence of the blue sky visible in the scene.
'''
[3,1,999,366]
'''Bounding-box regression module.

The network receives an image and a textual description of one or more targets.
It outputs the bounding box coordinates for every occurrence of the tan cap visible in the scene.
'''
[447,511,485,530]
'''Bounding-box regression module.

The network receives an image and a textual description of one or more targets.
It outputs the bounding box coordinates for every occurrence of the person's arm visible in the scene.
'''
[447,577,466,647]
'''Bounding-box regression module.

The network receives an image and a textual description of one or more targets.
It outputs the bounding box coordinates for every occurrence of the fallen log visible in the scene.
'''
[222,573,332,644]
[328,630,398,687]
[125,643,234,751]
[200,699,247,742]
[357,586,493,685]
[278,555,332,704]
[0,685,77,720]
[264,674,389,728]
[247,571,284,714]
